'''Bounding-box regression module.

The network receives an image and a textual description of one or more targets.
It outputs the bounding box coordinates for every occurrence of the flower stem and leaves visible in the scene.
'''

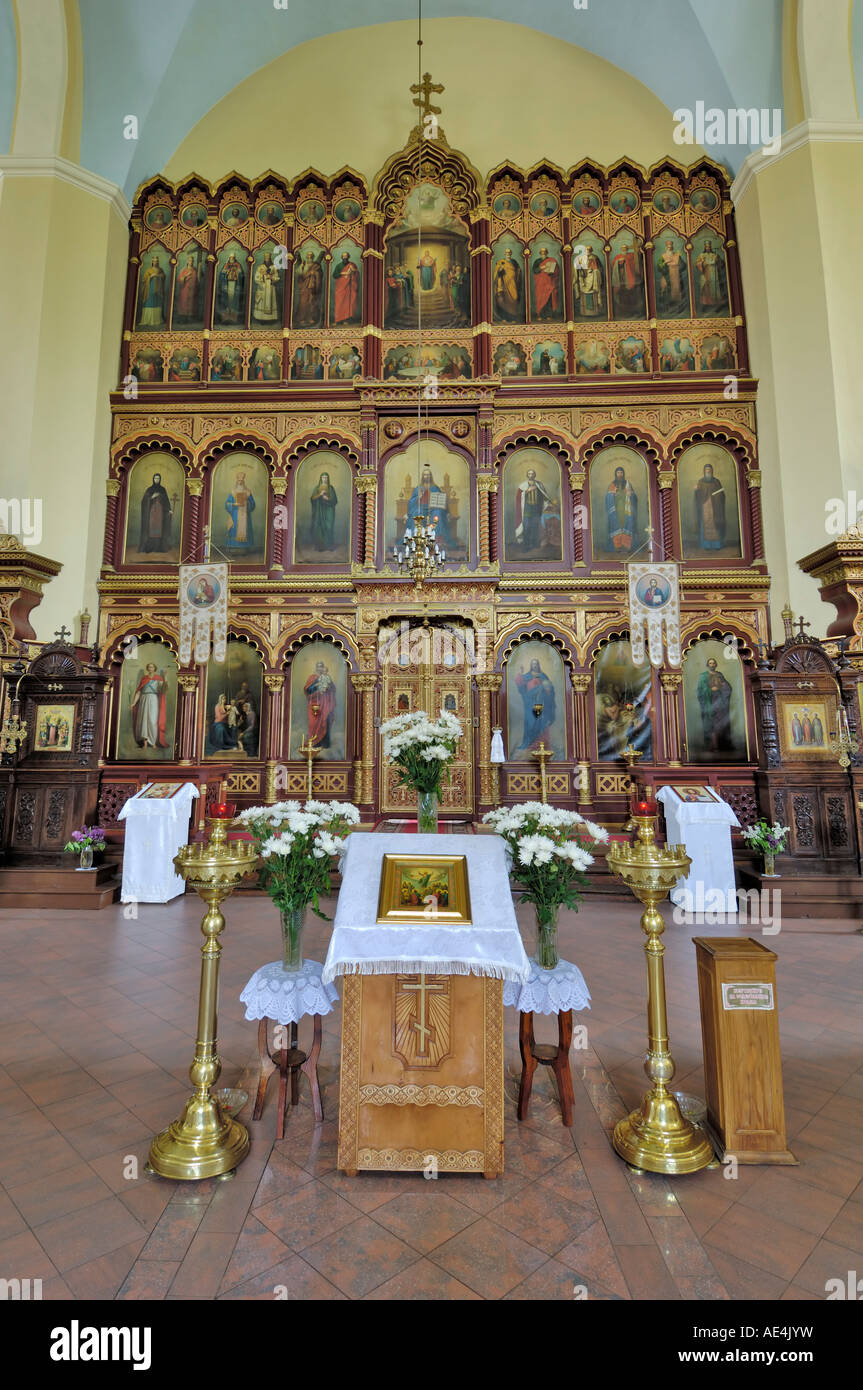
[379,709,463,796]
[234,799,360,918]
[64,825,106,853]
[740,819,790,856]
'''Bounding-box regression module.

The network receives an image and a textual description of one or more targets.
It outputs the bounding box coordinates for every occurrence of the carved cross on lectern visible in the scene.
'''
[400,972,446,1058]
[54,625,71,643]
[795,616,811,639]
[411,72,444,122]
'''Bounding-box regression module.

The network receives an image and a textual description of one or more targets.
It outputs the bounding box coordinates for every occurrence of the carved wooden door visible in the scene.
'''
[378,622,474,818]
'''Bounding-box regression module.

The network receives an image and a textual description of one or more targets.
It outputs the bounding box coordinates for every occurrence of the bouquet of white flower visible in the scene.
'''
[482,801,609,968]
[235,799,360,968]
[379,708,463,831]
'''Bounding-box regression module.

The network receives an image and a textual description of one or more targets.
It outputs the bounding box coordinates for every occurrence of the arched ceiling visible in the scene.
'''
[4,1,787,193]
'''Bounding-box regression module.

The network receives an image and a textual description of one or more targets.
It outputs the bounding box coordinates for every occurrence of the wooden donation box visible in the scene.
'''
[693,937,796,1165]
[324,833,530,1178]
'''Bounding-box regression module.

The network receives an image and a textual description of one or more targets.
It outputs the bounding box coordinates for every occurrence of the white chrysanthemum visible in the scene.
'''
[260,834,295,858]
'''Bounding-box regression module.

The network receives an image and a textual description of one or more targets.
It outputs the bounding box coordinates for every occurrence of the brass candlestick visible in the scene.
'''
[531,740,554,803]
[147,817,259,1180]
[606,816,713,1174]
[298,704,322,798]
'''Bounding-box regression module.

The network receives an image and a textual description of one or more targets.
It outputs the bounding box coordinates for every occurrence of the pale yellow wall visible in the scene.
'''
[166,18,698,189]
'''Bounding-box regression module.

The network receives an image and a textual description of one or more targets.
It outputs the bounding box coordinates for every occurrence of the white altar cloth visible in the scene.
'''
[118,783,199,904]
[322,832,531,985]
[657,786,740,917]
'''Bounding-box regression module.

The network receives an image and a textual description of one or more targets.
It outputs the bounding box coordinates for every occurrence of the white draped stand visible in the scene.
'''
[117,783,199,903]
[657,786,740,918]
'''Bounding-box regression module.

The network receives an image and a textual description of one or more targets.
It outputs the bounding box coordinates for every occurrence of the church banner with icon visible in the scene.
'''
[178,562,228,665]
[628,561,681,668]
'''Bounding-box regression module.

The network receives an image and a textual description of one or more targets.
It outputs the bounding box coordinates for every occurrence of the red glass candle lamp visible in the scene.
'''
[211,802,236,819]
[631,783,657,818]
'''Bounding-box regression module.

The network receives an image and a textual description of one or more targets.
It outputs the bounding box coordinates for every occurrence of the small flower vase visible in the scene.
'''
[280,906,305,972]
[417,790,439,834]
[763,851,777,877]
[534,905,560,971]
[78,846,94,871]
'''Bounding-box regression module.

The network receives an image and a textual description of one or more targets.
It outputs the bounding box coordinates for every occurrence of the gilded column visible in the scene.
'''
[477,475,497,567]
[103,478,120,569]
[570,672,592,807]
[350,673,377,807]
[657,473,675,560]
[475,672,502,807]
[185,477,204,561]
[660,670,684,766]
[270,477,287,572]
[747,469,765,561]
[177,672,199,765]
[264,673,285,762]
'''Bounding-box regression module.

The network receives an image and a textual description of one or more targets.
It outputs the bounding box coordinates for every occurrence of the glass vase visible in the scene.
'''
[78,846,94,871]
[280,906,305,972]
[763,851,777,877]
[534,904,560,971]
[417,790,439,834]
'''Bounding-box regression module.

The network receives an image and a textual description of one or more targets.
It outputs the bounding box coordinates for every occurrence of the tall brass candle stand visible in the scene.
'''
[531,701,554,803]
[606,815,713,1174]
[299,701,321,799]
[147,816,259,1180]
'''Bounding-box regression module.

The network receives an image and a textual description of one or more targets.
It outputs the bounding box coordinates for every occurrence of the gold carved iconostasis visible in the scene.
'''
[97,130,768,832]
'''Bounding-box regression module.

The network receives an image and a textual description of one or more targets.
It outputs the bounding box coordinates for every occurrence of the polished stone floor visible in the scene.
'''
[0,887,861,1300]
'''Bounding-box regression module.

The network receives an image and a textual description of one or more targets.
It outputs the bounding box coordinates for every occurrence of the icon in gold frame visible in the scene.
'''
[376,854,472,926]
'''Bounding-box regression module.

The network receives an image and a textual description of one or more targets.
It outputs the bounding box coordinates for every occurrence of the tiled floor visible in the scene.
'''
[1,884,861,1300]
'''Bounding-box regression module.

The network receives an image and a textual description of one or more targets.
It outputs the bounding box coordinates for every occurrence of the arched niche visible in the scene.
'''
[593,637,654,760]
[676,442,742,559]
[505,638,567,762]
[501,446,565,564]
[292,450,352,565]
[123,453,185,565]
[207,452,269,564]
[681,637,749,763]
[382,439,471,564]
[204,637,263,760]
[287,639,348,760]
[116,640,178,761]
[587,444,651,562]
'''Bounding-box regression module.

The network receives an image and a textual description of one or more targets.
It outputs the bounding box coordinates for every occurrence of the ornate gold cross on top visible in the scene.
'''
[410,72,444,123]
[401,971,446,1057]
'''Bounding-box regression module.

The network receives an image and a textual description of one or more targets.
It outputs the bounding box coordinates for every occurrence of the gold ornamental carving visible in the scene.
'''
[177,674,199,693]
[570,673,591,694]
[747,470,762,488]
[660,671,683,692]
[358,1084,484,1108]
[264,674,285,692]
[186,478,204,497]
[476,475,499,494]
[106,478,121,498]
[357,1148,485,1171]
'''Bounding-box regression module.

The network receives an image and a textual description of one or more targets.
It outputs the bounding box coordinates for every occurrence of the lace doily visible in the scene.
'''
[240,959,339,1024]
[503,958,591,1015]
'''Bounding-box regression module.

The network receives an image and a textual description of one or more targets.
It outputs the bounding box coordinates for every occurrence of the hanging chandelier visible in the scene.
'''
[393,0,446,596]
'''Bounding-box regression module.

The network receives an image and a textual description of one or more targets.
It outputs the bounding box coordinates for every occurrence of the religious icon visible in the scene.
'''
[635,573,671,608]
[777,697,833,757]
[297,198,325,225]
[614,336,648,373]
[385,441,468,560]
[186,573,221,607]
[492,240,525,323]
[171,245,205,327]
[167,347,201,381]
[330,242,362,325]
[205,640,262,759]
[34,702,76,752]
[670,785,718,803]
[123,454,184,564]
[589,445,650,560]
[129,348,164,384]
[293,451,351,562]
[507,642,565,760]
[659,336,695,372]
[181,202,208,229]
[594,640,654,760]
[145,204,173,231]
[493,193,521,219]
[333,197,361,223]
[116,641,177,760]
[575,338,610,373]
[681,638,748,762]
[382,343,470,381]
[572,235,606,319]
[654,233,690,317]
[529,192,559,219]
[652,189,682,216]
[209,454,267,562]
[502,447,563,562]
[220,202,249,228]
[256,201,285,227]
[493,341,527,376]
[251,243,283,327]
[692,231,729,316]
[288,640,347,760]
[531,341,566,375]
[384,184,470,329]
[376,853,471,925]
[572,189,601,217]
[529,240,563,322]
[135,247,170,329]
[677,443,741,558]
[292,243,326,327]
[608,232,645,317]
[327,345,362,380]
[700,334,735,371]
[689,188,719,214]
[213,243,247,327]
[292,345,324,379]
[249,346,281,381]
[609,189,639,217]
[209,346,243,382]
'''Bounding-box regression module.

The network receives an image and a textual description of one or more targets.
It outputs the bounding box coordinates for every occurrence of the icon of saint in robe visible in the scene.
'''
[173,250,203,324]
[304,661,336,749]
[513,470,556,552]
[694,463,726,550]
[130,664,168,749]
[215,252,246,325]
[252,252,280,324]
[295,249,325,326]
[696,658,733,753]
[694,241,728,314]
[224,471,256,553]
[493,249,523,321]
[605,467,638,552]
[139,473,172,553]
[514,659,556,754]
[137,255,167,327]
[574,250,605,318]
[310,472,338,551]
[407,468,452,549]
[610,242,644,317]
[531,247,561,320]
[417,250,437,291]
[332,252,360,324]
[657,239,689,315]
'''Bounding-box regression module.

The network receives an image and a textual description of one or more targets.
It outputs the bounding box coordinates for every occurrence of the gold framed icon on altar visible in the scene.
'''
[376,854,472,925]
[776,693,837,760]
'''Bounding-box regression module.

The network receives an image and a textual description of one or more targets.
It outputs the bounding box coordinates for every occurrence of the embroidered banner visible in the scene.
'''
[178,563,228,665]
[628,561,681,668]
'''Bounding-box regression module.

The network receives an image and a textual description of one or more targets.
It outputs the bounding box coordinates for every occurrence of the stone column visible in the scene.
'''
[475,672,502,807]
[660,670,684,766]
[570,672,593,807]
[350,673,378,808]
[177,672,200,764]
